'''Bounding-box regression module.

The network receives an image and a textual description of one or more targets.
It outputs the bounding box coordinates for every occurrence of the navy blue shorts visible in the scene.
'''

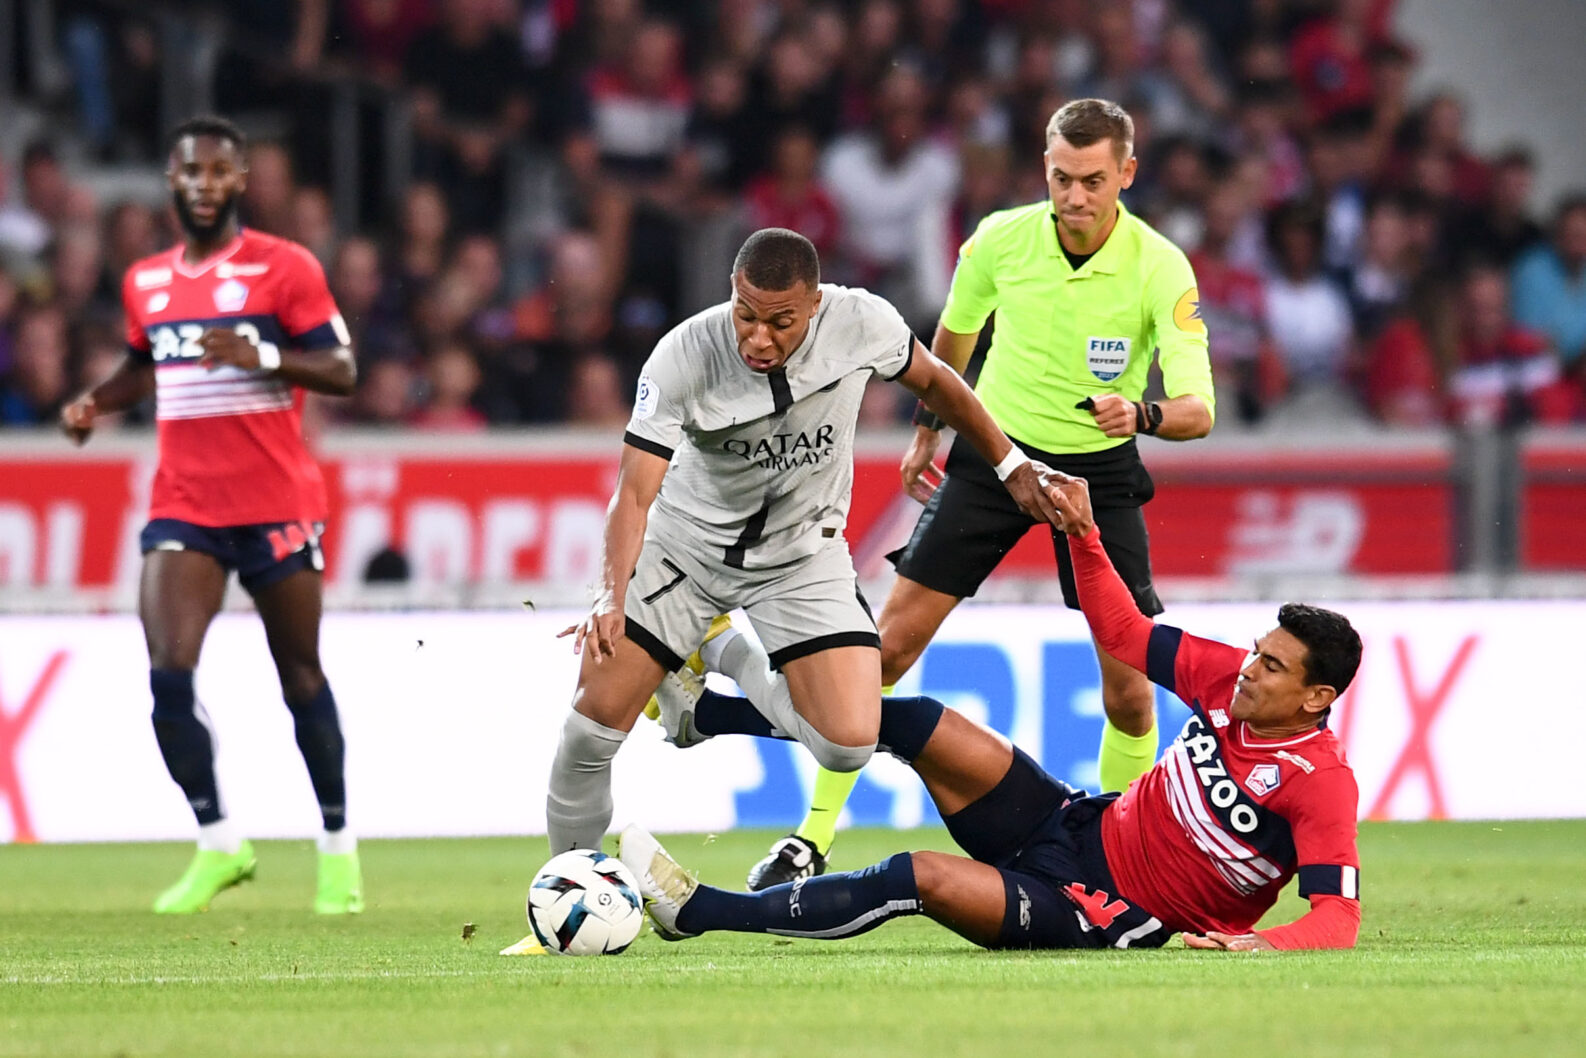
[140,518,325,595]
[945,747,1173,950]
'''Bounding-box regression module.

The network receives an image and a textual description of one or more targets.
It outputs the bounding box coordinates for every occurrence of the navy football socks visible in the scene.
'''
[149,668,222,825]
[693,688,780,738]
[676,852,920,938]
[286,681,348,832]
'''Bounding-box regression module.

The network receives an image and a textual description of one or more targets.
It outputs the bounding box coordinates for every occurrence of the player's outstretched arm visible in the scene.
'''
[1047,475,1155,672]
[895,340,1059,526]
[59,354,155,445]
[1186,893,1360,952]
[560,443,669,662]
[195,328,357,396]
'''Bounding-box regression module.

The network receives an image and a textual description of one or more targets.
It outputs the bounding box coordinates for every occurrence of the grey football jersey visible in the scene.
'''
[624,284,914,570]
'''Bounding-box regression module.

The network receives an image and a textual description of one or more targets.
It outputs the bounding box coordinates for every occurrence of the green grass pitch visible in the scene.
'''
[4,822,1585,1058]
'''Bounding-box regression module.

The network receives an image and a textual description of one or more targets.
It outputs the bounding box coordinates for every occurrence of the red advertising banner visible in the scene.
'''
[3,431,1580,590]
[1521,437,1586,570]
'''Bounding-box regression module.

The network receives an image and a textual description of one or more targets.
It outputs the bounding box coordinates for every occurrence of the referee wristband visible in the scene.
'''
[911,400,945,431]
[992,445,1029,482]
[255,341,282,372]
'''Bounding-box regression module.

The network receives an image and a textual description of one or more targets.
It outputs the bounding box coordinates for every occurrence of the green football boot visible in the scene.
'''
[152,840,257,913]
[314,850,365,914]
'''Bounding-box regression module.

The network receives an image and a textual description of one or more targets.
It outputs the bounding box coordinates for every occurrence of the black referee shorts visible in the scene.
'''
[889,434,1163,616]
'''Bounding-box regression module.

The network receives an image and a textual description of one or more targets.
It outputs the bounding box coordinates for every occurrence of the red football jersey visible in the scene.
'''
[123,229,347,526]
[1101,628,1362,935]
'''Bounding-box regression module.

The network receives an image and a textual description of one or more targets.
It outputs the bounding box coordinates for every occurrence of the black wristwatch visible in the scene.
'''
[1136,401,1164,436]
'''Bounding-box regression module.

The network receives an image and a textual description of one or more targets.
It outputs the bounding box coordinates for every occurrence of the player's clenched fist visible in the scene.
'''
[60,394,97,445]
[196,327,264,370]
[1044,471,1095,537]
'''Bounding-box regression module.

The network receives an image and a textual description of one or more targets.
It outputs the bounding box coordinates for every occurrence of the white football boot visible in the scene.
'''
[618,824,699,941]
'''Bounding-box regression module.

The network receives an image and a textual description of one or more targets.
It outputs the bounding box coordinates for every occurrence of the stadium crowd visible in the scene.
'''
[2,0,1584,433]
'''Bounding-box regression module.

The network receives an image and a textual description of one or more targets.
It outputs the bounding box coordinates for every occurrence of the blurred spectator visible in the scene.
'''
[49,224,112,323]
[1147,18,1234,139]
[1288,0,1392,125]
[350,358,418,424]
[0,267,19,374]
[1229,81,1306,208]
[1449,263,1578,427]
[411,341,487,431]
[20,142,96,237]
[101,202,162,290]
[1137,137,1212,251]
[57,2,163,161]
[1345,194,1414,341]
[821,65,959,328]
[0,303,72,425]
[291,187,339,265]
[335,0,434,87]
[743,128,842,261]
[1511,196,1586,369]
[1402,93,1491,210]
[0,155,52,263]
[747,34,841,159]
[330,236,415,363]
[393,182,452,292]
[1451,148,1543,269]
[241,142,298,237]
[564,352,631,428]
[1263,201,1357,410]
[948,142,1016,249]
[404,0,533,233]
[1305,111,1372,272]
[684,59,756,199]
[578,18,692,183]
[1190,184,1274,425]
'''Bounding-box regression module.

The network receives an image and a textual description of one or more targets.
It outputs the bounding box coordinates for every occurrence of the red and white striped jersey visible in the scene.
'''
[1101,628,1362,936]
[123,229,347,527]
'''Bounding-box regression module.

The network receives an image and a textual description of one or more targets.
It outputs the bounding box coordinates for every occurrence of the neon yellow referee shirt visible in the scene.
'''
[940,199,1214,454]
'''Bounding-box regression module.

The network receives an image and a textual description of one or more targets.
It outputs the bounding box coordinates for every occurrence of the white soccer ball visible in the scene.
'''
[526,849,644,955]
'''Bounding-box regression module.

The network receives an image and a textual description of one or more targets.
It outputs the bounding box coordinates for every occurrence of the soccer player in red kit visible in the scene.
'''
[60,116,362,914]
[619,471,1362,951]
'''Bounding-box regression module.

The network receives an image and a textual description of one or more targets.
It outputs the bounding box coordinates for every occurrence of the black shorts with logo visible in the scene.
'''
[890,434,1163,616]
[140,518,325,594]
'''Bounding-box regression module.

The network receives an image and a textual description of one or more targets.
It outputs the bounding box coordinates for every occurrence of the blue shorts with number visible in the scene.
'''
[139,518,325,594]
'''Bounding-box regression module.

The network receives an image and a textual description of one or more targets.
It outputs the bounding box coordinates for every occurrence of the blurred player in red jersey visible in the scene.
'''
[622,471,1362,951]
[60,117,362,915]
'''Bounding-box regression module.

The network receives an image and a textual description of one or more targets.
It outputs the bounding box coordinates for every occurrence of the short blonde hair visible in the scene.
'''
[1045,99,1134,165]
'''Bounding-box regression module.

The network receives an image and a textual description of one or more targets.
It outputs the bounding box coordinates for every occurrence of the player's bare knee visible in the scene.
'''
[278,665,326,707]
[908,851,953,905]
[1102,682,1155,733]
[878,625,925,686]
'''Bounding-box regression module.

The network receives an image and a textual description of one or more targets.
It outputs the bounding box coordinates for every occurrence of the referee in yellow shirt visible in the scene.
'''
[746,98,1215,890]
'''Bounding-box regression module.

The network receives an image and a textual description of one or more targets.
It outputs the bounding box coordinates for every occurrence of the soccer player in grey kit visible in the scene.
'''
[544,228,1059,855]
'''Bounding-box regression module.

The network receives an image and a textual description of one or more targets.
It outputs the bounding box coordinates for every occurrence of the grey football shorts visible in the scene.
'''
[623,526,880,672]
